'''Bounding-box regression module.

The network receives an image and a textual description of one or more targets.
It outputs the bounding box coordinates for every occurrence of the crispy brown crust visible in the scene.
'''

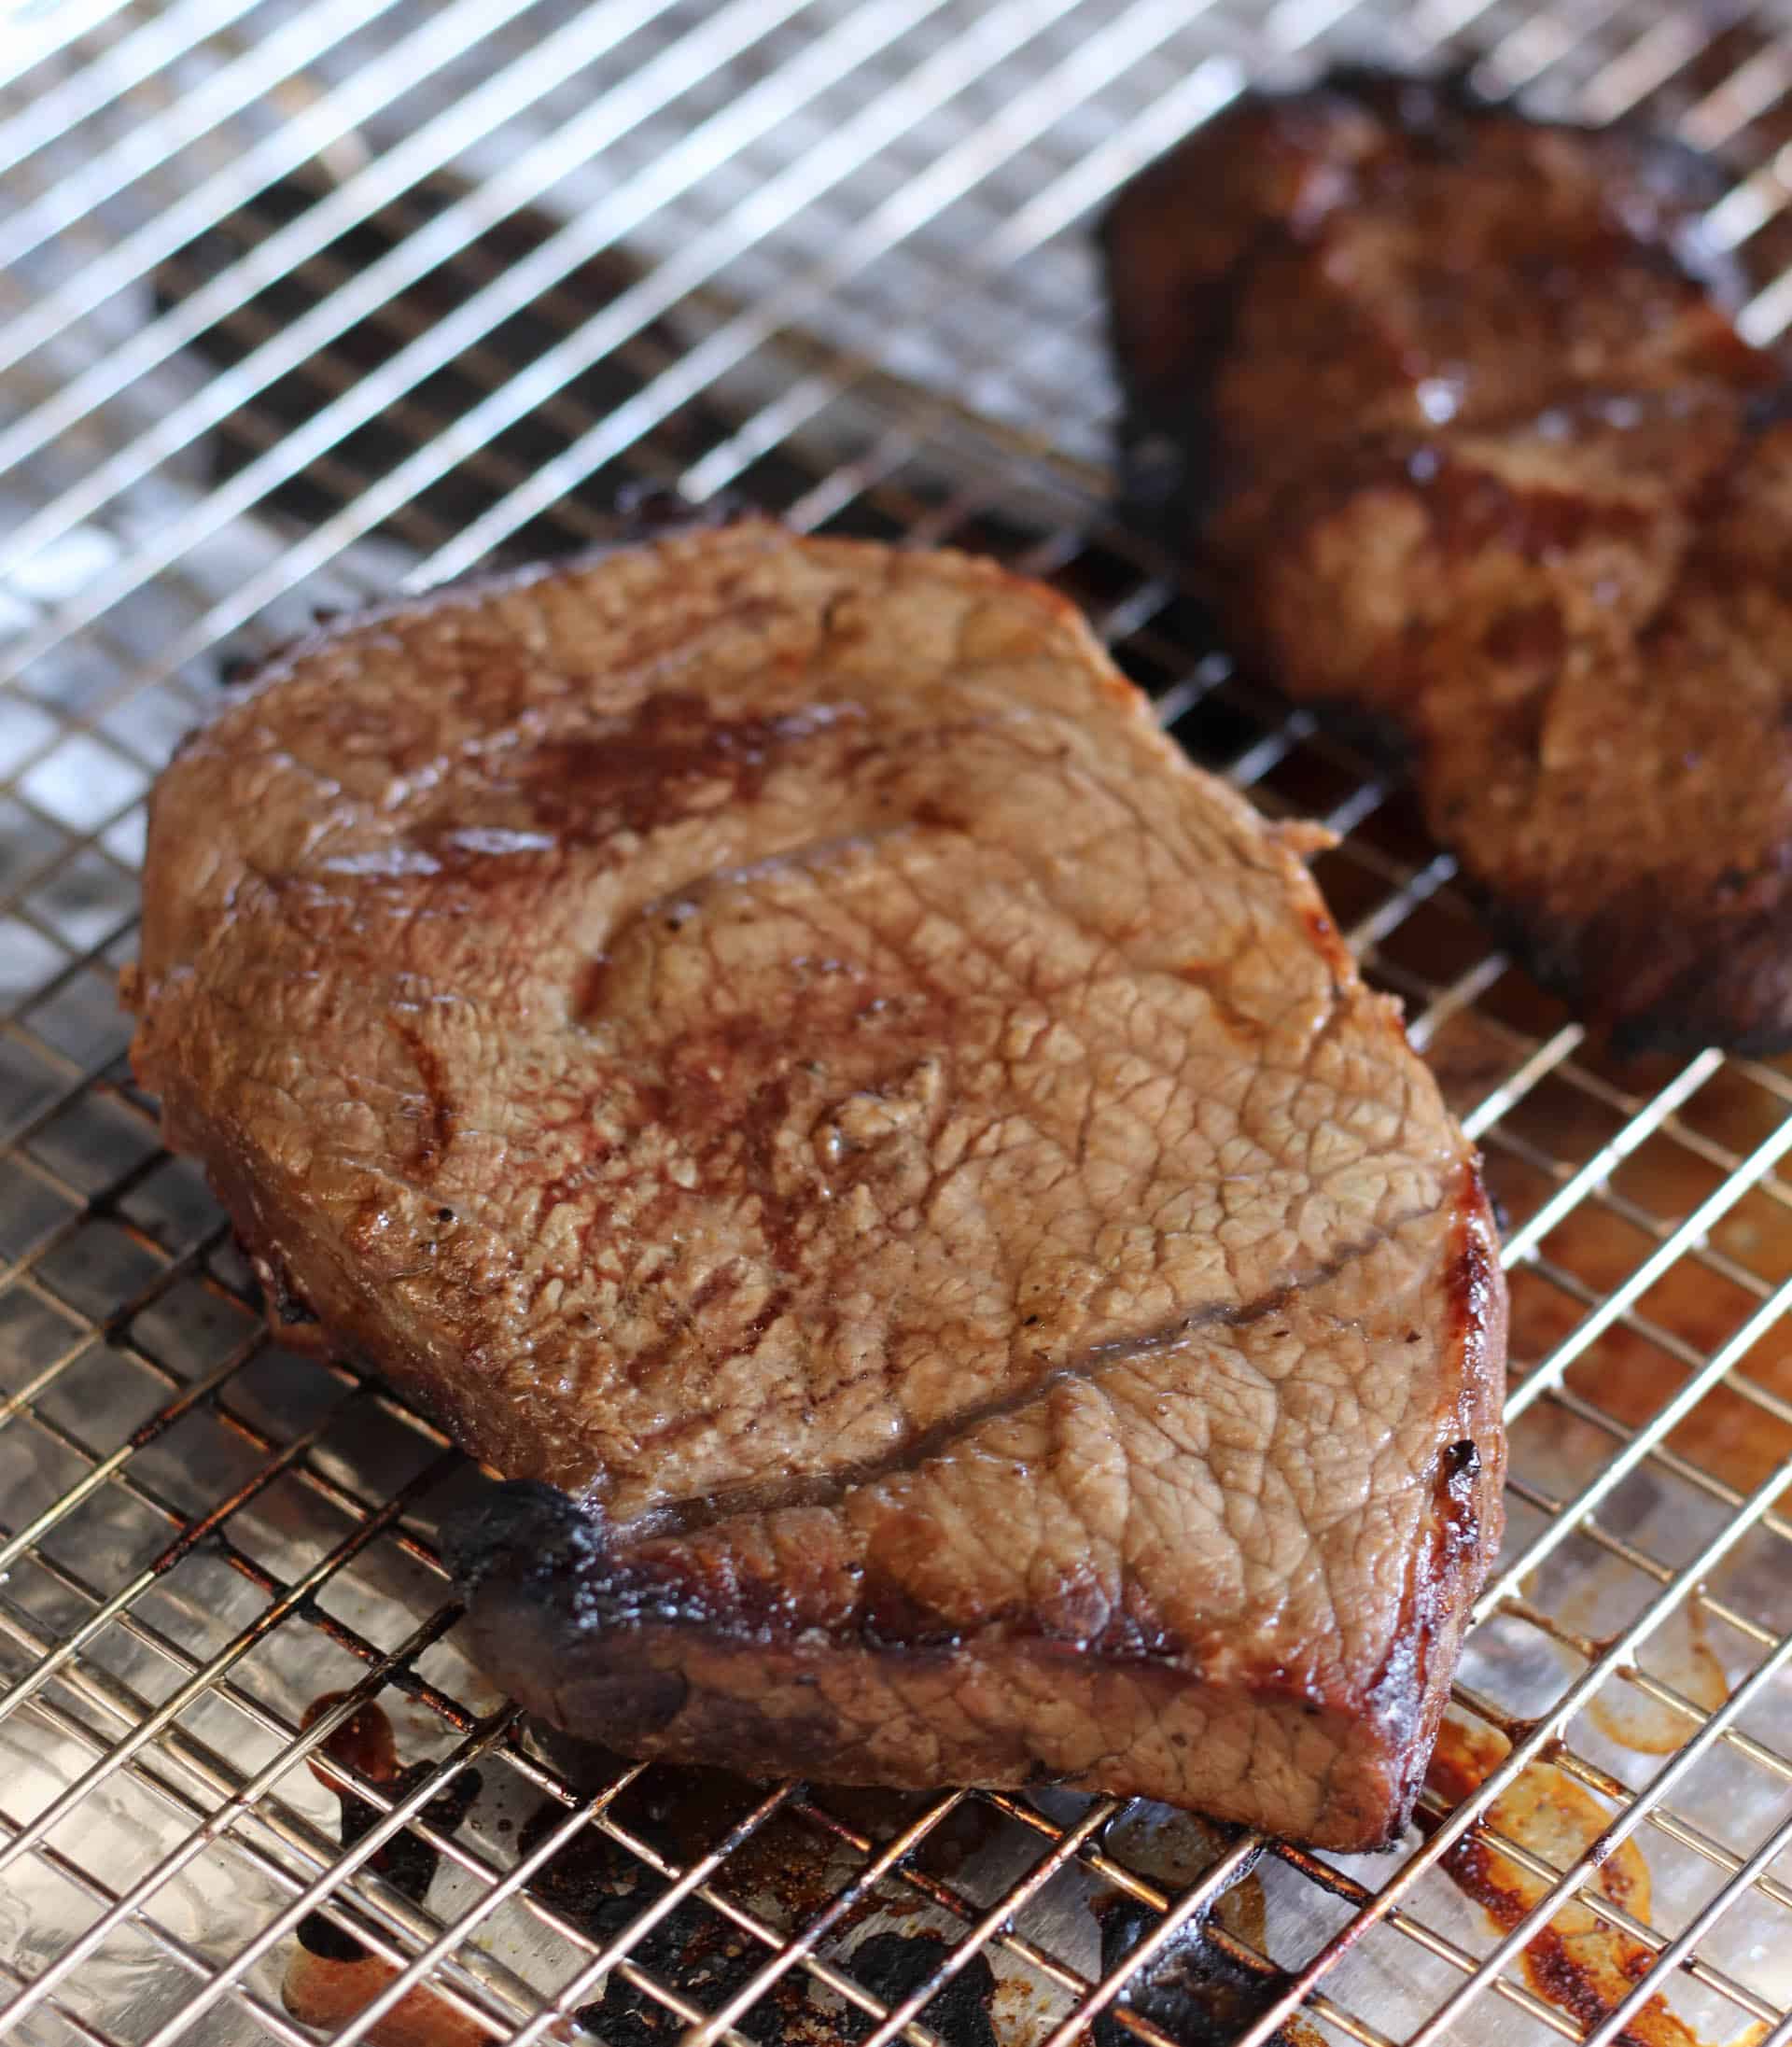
[126,523,1505,1845]
[447,1169,1504,1849]
[1101,69,1792,1056]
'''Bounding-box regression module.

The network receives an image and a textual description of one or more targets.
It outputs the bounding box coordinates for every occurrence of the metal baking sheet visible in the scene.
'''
[4,3,1792,2043]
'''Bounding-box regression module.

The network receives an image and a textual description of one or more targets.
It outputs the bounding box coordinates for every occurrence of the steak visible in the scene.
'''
[124,523,1505,1848]
[1100,70,1792,1056]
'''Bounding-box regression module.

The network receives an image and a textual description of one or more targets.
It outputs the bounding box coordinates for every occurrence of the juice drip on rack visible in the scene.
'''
[282,1693,488,2047]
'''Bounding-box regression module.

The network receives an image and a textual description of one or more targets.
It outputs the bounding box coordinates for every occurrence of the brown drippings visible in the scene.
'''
[1427,1713,1718,2047]
[283,1694,488,2047]
[1586,1605,1730,1758]
[303,1689,402,1788]
[283,1949,495,2047]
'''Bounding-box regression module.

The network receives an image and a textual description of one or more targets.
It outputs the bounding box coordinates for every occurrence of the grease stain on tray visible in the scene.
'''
[1586,1606,1731,1760]
[1426,1712,1762,2047]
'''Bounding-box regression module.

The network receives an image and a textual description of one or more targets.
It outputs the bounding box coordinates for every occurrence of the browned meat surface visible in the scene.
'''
[123,523,1505,1848]
[1100,70,1792,1056]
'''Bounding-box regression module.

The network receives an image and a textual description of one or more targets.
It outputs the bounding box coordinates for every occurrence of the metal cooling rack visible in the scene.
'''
[5,2,1792,2043]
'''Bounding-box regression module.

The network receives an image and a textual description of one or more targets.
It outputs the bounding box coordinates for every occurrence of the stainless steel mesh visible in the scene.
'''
[5,3,1792,2043]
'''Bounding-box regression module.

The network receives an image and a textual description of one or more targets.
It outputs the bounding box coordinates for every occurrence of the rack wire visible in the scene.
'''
[4,2,1792,2042]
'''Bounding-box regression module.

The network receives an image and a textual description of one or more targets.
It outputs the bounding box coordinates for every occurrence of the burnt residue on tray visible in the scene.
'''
[845,1930,999,2046]
[1085,1802,1327,2047]
[285,1690,1314,2043]
[1089,1892,1318,2047]
[285,1704,847,2044]
[520,1795,993,2046]
[511,1743,1035,2044]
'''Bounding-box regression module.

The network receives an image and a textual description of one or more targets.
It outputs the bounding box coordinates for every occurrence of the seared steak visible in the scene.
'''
[125,524,1505,1848]
[1101,70,1792,1056]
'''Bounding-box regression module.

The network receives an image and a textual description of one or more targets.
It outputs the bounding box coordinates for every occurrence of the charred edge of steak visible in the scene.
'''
[442,1402,1503,1852]
[444,1479,1184,1666]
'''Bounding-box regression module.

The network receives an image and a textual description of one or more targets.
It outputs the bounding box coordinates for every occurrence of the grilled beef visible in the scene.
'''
[1101,70,1792,1055]
[124,524,1505,1847]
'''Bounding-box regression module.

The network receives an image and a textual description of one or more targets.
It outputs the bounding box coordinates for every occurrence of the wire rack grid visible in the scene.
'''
[5,2,1792,2044]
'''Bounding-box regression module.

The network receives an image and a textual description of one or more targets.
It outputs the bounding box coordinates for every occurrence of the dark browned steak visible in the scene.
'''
[1100,69,1792,1056]
[124,524,1505,1848]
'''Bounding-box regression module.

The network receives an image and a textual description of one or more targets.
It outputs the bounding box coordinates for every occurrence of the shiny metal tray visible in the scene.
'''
[4,3,1792,2043]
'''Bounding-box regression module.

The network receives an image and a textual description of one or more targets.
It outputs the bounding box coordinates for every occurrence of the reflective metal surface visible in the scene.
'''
[5,4,1792,2042]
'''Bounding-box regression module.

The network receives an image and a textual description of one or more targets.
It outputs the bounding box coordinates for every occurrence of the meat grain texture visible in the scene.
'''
[125,524,1506,1848]
[1102,70,1792,1055]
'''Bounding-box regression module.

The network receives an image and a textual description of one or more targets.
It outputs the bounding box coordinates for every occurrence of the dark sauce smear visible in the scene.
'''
[284,1695,489,2047]
[295,1692,483,1963]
